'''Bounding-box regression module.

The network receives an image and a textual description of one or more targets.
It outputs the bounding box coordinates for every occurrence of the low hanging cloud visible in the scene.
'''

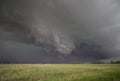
[0,0,120,62]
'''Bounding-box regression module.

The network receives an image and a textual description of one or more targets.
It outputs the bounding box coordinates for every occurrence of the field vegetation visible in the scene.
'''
[0,64,120,81]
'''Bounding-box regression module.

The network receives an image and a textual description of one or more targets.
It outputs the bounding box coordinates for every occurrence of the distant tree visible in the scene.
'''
[110,60,120,64]
[110,60,114,64]
[115,61,120,64]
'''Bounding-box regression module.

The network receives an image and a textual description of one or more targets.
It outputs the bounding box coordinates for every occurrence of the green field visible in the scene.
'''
[0,64,120,81]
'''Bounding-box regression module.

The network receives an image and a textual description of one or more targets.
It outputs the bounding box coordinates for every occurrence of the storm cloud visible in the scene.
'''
[0,0,120,63]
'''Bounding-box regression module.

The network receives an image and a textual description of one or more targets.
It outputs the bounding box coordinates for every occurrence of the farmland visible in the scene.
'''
[0,64,120,81]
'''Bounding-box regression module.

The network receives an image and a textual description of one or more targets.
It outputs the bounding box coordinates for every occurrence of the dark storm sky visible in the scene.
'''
[0,0,120,63]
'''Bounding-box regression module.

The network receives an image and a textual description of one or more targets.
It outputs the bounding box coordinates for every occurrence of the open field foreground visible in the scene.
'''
[0,64,120,81]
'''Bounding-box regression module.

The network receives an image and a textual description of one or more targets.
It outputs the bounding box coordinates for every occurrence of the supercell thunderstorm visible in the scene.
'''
[0,0,120,62]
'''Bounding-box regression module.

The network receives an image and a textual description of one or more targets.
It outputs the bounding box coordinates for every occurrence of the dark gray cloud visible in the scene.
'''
[0,0,120,63]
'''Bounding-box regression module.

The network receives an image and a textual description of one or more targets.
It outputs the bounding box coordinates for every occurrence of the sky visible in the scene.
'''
[0,0,120,63]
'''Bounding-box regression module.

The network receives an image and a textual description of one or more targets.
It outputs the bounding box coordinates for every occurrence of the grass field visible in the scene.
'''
[0,64,120,81]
